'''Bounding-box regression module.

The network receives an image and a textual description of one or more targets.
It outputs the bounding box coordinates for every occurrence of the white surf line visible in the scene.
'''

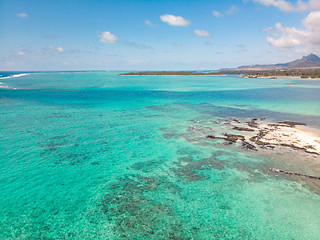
[0,73,31,80]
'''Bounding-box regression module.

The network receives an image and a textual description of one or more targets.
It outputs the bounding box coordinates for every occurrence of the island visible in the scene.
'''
[120,54,320,78]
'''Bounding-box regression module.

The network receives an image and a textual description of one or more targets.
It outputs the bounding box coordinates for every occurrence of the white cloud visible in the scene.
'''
[309,0,320,9]
[253,0,320,12]
[226,5,240,15]
[16,13,28,18]
[145,20,155,26]
[303,10,320,45]
[160,14,191,26]
[212,10,221,17]
[56,47,64,53]
[98,31,118,43]
[194,30,211,37]
[265,11,320,53]
[45,46,64,54]
[267,35,301,48]
[17,51,25,56]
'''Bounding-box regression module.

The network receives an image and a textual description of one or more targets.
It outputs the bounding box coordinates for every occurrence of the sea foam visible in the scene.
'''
[0,73,30,80]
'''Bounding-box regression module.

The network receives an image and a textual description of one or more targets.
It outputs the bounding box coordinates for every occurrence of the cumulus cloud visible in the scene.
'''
[212,10,221,17]
[309,0,320,9]
[160,14,191,26]
[16,13,28,18]
[254,0,320,12]
[98,31,118,43]
[267,35,301,48]
[265,11,320,52]
[303,10,320,45]
[194,30,211,37]
[226,5,240,15]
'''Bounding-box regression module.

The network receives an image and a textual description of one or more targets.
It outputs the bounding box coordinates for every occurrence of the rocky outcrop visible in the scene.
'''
[204,118,320,155]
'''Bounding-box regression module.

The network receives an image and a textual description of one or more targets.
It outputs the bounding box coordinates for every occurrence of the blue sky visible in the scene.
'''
[1,0,320,71]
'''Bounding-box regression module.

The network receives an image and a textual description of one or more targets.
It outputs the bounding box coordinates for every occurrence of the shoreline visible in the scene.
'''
[204,118,320,156]
[119,70,320,79]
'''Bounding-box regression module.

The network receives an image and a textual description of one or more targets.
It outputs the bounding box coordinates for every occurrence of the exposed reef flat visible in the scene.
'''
[205,118,320,156]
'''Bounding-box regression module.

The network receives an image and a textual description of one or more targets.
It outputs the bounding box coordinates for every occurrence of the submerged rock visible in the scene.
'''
[242,141,257,151]
[205,135,224,140]
[223,133,245,142]
[232,126,255,132]
[205,134,245,143]
[269,167,320,180]
[277,121,306,128]
[247,119,259,128]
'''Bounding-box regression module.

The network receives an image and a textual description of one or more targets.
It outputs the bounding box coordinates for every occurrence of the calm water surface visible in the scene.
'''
[1,72,320,239]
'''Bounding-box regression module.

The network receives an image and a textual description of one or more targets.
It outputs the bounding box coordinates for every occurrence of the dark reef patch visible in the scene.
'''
[232,126,255,132]
[100,175,184,239]
[131,159,164,173]
[39,135,94,165]
[172,157,225,182]
[40,135,69,156]
[90,161,100,165]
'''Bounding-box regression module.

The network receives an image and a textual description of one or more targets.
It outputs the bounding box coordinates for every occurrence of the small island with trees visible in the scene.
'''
[120,54,320,79]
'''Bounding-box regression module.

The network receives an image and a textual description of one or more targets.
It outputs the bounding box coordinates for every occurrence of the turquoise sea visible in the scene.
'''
[1,71,320,239]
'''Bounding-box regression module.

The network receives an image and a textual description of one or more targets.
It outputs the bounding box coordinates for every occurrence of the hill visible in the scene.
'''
[237,54,320,70]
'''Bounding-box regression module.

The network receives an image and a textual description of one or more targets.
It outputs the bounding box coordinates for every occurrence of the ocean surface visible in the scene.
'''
[1,71,320,239]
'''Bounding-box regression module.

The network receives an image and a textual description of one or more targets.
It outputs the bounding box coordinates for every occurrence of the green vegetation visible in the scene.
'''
[119,71,217,76]
[234,69,320,79]
[120,69,320,78]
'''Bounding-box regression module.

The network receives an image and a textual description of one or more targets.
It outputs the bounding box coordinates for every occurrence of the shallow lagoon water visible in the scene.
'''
[0,72,320,239]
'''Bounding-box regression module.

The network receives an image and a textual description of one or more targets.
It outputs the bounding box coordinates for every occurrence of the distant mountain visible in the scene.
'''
[237,54,320,70]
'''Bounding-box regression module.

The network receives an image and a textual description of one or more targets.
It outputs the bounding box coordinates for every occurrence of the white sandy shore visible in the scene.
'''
[219,118,320,156]
[260,124,320,154]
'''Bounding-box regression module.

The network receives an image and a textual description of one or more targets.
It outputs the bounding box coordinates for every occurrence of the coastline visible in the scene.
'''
[119,69,320,79]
